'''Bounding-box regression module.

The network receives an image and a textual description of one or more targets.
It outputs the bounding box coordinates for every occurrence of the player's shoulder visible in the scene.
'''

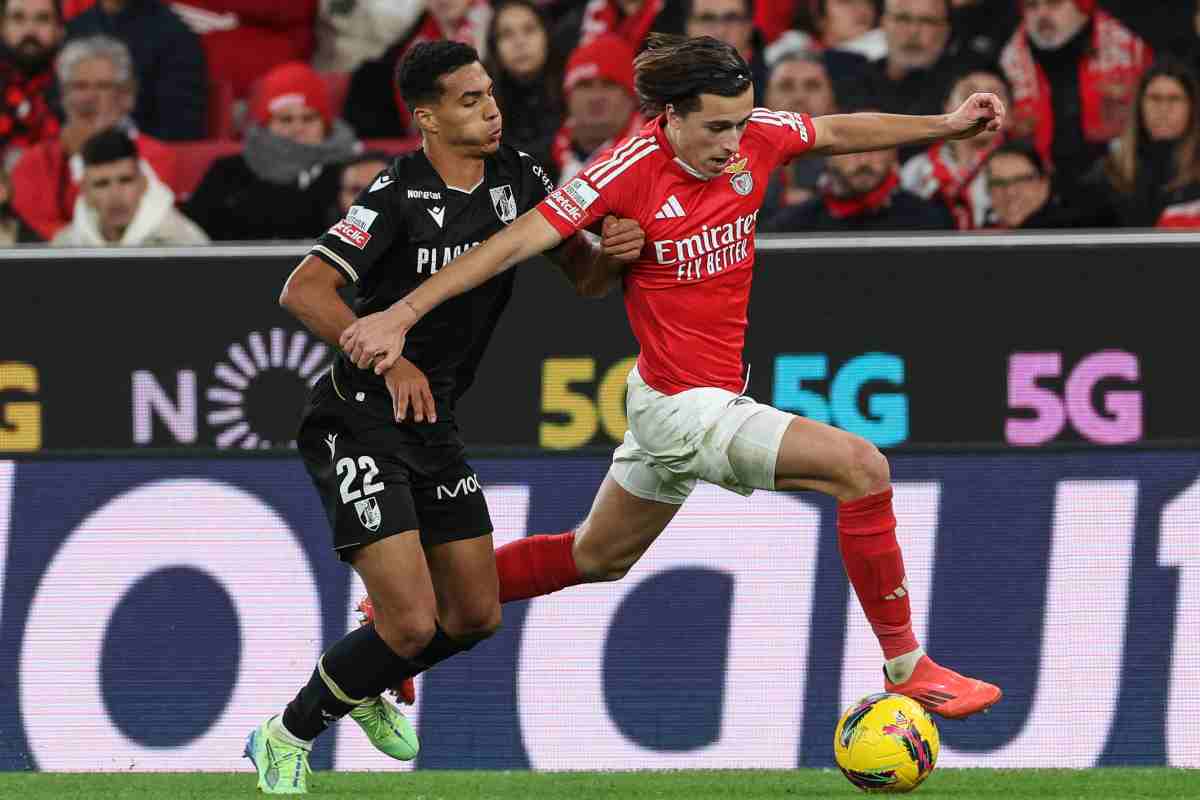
[746,107,815,144]
[577,133,665,192]
[494,143,556,195]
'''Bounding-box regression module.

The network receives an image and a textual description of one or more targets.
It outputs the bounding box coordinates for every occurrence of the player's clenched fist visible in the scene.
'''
[946,92,1006,139]
[601,215,645,262]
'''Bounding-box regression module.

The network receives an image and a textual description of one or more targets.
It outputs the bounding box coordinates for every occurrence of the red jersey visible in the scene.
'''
[535,109,817,395]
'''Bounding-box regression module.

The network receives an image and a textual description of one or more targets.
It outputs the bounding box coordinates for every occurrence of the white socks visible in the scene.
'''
[885,646,926,684]
[270,715,314,750]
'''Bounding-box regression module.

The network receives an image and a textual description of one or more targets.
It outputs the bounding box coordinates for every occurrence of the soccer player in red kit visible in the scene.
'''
[344,34,1005,719]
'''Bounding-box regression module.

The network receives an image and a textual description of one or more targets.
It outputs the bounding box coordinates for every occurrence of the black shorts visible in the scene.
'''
[296,373,493,560]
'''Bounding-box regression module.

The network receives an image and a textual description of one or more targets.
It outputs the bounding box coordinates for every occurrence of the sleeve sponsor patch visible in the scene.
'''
[562,177,599,210]
[330,218,371,249]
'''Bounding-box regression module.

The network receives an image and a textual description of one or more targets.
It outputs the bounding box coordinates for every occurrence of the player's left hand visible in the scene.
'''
[339,303,416,375]
[601,215,645,262]
[946,92,1006,140]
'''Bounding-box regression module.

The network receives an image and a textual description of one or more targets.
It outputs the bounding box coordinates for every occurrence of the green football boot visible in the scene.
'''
[244,716,312,794]
[348,695,420,761]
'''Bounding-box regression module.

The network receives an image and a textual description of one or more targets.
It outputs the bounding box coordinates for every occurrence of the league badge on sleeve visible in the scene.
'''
[491,184,517,224]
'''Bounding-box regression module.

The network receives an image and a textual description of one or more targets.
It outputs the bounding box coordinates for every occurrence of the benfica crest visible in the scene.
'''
[491,184,517,224]
[355,496,381,532]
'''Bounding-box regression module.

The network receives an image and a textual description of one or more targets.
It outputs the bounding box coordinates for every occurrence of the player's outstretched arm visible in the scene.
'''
[810,92,1006,155]
[339,207,564,374]
[547,216,645,298]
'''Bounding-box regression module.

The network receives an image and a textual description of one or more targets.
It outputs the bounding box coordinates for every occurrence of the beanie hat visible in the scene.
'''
[251,62,333,129]
[563,34,636,99]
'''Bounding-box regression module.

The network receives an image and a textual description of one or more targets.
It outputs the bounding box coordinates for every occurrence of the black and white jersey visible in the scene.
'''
[310,144,557,427]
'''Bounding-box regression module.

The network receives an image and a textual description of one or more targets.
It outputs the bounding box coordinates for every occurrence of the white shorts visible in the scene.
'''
[609,366,796,505]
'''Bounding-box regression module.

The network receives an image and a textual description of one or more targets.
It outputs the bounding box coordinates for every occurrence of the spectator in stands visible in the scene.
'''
[1086,58,1200,228]
[66,0,207,141]
[343,0,491,139]
[551,32,641,185]
[761,51,836,218]
[170,1,317,102]
[685,0,767,103]
[52,127,207,245]
[185,61,357,241]
[10,34,178,240]
[985,139,1102,228]
[1000,0,1153,205]
[313,0,425,73]
[949,0,1019,65]
[869,0,954,121]
[487,0,563,170]
[902,66,1012,229]
[805,0,885,59]
[767,131,954,231]
[0,0,64,162]
[0,165,39,242]
[334,148,391,221]
[555,0,664,55]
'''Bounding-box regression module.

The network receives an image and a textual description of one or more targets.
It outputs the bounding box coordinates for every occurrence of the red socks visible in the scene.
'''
[837,488,920,660]
[495,532,582,603]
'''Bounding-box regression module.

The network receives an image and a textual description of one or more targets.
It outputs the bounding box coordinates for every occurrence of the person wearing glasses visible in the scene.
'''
[685,0,767,103]
[985,138,1103,229]
[868,0,954,121]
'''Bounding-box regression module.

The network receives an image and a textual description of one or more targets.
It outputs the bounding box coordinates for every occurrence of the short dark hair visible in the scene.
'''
[0,0,64,24]
[944,64,1012,107]
[990,139,1047,177]
[634,34,753,117]
[397,40,482,108]
[81,127,137,168]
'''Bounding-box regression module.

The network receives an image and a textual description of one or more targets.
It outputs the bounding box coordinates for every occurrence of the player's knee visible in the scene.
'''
[442,602,503,642]
[840,435,890,499]
[373,610,438,659]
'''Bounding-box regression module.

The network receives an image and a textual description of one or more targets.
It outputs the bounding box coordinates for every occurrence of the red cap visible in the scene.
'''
[1021,0,1095,13]
[250,62,333,129]
[563,33,636,99]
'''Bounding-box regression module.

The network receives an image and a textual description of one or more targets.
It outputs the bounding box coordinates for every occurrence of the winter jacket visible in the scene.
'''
[183,153,340,240]
[67,0,208,140]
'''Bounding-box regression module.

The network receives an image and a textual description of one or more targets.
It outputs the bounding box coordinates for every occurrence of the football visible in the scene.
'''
[833,693,940,793]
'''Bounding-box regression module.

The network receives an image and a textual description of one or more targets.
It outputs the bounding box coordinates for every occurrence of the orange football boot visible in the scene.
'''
[885,655,1003,719]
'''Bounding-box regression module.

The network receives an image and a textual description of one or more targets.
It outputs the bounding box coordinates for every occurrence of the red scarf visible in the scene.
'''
[1158,199,1200,229]
[0,64,59,152]
[391,4,489,132]
[551,111,643,185]
[1001,10,1152,168]
[579,0,663,48]
[822,168,900,219]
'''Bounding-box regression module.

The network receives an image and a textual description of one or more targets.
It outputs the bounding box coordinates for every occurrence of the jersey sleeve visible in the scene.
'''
[309,167,403,284]
[534,136,655,238]
[516,149,556,212]
[749,108,818,167]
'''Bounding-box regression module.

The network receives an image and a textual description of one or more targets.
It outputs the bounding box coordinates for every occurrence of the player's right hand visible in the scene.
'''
[383,357,436,423]
[601,215,645,262]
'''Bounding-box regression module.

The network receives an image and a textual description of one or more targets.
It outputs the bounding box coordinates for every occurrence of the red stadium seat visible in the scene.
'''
[207,79,237,140]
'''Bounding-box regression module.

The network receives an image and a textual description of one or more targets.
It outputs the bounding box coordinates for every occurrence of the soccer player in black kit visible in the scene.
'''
[244,41,644,794]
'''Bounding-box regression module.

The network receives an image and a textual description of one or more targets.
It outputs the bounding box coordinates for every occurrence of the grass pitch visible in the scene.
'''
[0,768,1194,799]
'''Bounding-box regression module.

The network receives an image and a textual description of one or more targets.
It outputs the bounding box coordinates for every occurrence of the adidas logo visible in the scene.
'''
[884,579,909,601]
[654,195,686,219]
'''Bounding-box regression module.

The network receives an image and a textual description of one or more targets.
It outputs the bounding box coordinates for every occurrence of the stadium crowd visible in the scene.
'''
[1,0,1198,246]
